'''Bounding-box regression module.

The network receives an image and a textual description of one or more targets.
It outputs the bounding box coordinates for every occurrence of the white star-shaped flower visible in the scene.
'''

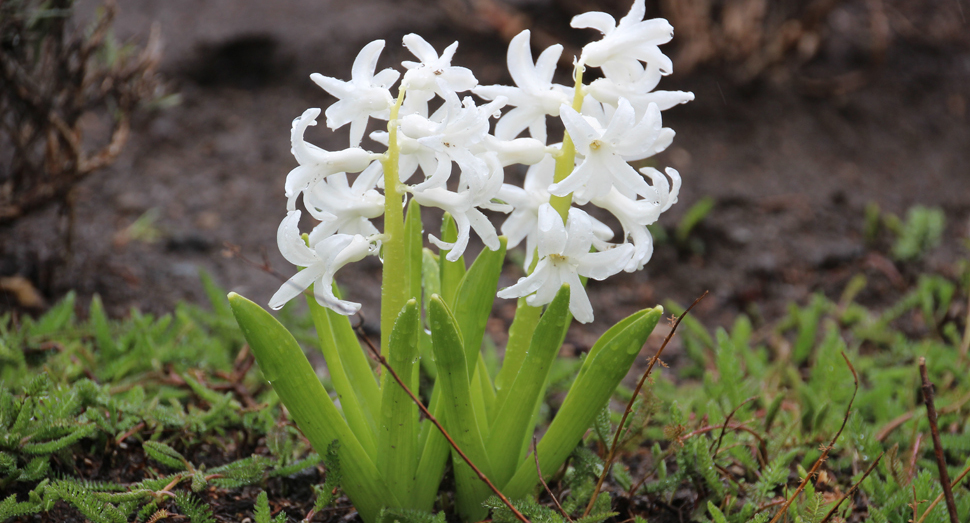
[411,154,507,262]
[269,211,378,315]
[497,204,634,323]
[550,98,662,202]
[401,34,477,105]
[586,66,693,120]
[590,167,681,271]
[473,30,571,142]
[310,40,400,147]
[573,0,674,81]
[285,108,375,211]
[304,162,385,244]
[399,93,504,190]
[497,155,555,268]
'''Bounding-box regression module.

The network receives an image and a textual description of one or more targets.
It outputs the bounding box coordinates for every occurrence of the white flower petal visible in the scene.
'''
[277,211,317,267]
[269,265,326,310]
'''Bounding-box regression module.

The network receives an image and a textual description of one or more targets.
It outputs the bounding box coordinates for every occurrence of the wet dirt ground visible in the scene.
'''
[2,0,969,350]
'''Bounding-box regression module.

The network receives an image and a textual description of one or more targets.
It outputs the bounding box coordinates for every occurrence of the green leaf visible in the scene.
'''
[452,237,507,377]
[450,237,507,438]
[142,441,188,470]
[404,201,424,304]
[23,423,97,455]
[487,284,570,486]
[254,491,273,523]
[30,291,76,336]
[494,299,542,400]
[229,292,399,523]
[306,284,379,460]
[198,269,233,319]
[707,501,728,523]
[438,214,466,307]
[428,295,492,522]
[378,300,421,507]
[503,306,663,498]
[88,294,118,356]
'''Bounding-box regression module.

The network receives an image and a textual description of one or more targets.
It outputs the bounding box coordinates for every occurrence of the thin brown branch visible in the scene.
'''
[915,460,970,523]
[355,326,530,523]
[908,432,923,484]
[875,387,970,442]
[919,357,958,523]
[534,435,571,522]
[584,290,709,517]
[768,352,858,523]
[819,450,884,523]
[710,396,758,456]
[876,411,915,442]
[682,423,766,445]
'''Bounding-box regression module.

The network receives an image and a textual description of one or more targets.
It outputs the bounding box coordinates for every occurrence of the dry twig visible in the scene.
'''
[534,435,572,522]
[918,357,959,523]
[915,461,970,523]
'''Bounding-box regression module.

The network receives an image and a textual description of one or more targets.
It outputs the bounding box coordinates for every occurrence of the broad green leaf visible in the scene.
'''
[451,237,507,435]
[378,300,420,506]
[493,299,542,399]
[452,237,507,377]
[487,284,570,486]
[404,202,423,304]
[428,295,492,522]
[307,285,379,460]
[438,214,465,307]
[229,293,398,522]
[419,248,441,380]
[502,306,663,498]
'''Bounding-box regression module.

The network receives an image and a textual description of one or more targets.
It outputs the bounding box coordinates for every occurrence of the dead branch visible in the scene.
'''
[919,357,958,523]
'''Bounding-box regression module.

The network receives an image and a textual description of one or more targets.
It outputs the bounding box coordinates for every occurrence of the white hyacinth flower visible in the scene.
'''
[550,98,663,203]
[304,163,385,244]
[497,205,634,323]
[497,155,555,268]
[411,154,507,262]
[590,167,680,271]
[586,68,693,120]
[269,211,378,315]
[401,34,477,101]
[400,93,504,190]
[573,0,674,81]
[310,40,400,147]
[474,30,571,142]
[285,108,375,211]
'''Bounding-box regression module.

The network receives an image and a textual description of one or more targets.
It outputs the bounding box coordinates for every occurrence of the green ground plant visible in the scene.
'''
[1,233,968,523]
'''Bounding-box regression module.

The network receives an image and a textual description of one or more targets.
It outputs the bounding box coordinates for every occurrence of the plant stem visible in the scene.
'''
[380,87,410,357]
[549,65,585,222]
[919,357,959,523]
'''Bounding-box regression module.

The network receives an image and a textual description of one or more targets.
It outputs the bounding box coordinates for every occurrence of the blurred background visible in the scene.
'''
[2,0,968,345]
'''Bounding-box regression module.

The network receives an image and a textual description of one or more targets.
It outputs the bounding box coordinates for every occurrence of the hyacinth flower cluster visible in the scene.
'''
[228,1,692,521]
